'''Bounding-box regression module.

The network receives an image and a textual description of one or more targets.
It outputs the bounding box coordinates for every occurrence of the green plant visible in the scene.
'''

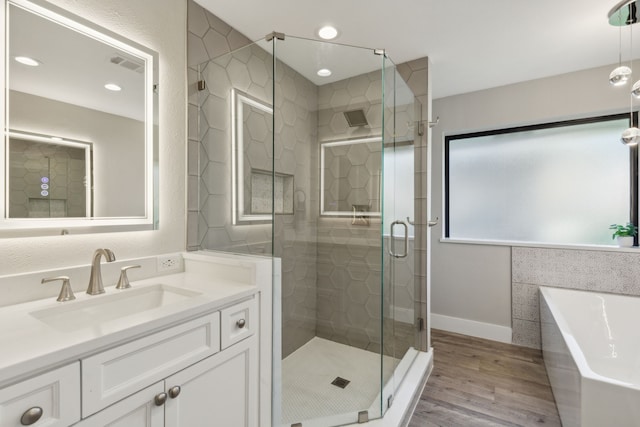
[609,223,638,239]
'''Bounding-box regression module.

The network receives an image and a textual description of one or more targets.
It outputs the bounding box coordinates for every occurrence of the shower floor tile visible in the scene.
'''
[281,337,397,425]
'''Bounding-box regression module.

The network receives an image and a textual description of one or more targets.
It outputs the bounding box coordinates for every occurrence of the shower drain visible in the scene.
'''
[331,377,350,389]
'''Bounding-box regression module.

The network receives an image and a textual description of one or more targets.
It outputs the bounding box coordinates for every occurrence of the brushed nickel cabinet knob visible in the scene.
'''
[20,407,43,425]
[168,385,181,398]
[154,392,167,406]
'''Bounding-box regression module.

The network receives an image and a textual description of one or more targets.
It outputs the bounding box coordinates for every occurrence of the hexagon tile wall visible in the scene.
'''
[186,0,429,358]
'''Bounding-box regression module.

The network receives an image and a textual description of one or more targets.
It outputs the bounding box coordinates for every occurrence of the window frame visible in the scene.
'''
[444,112,639,246]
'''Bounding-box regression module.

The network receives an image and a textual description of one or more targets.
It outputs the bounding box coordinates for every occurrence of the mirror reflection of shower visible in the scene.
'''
[7,132,92,218]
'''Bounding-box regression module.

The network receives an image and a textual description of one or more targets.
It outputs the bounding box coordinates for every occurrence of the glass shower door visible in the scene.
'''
[381,56,418,415]
[272,35,388,426]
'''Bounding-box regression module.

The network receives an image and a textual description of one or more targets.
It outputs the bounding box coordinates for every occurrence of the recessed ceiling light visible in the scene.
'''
[317,68,332,77]
[14,56,40,66]
[318,26,338,40]
[104,83,122,91]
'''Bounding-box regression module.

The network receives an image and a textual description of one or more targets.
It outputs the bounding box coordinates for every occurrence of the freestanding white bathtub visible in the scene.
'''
[539,286,640,427]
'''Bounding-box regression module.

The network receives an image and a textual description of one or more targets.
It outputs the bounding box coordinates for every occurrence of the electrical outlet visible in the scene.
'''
[157,254,182,272]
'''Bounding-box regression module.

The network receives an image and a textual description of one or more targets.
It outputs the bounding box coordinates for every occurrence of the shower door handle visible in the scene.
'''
[389,220,408,258]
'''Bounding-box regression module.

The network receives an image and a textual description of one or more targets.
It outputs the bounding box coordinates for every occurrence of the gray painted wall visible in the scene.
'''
[431,61,640,340]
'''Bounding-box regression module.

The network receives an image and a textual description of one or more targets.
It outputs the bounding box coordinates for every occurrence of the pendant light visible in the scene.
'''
[611,66,633,86]
[611,8,632,86]
[632,12,640,98]
[609,1,640,144]
[632,79,640,96]
[621,126,640,145]
[622,25,640,146]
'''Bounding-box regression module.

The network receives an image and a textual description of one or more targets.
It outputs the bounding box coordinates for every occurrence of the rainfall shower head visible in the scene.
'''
[343,109,368,127]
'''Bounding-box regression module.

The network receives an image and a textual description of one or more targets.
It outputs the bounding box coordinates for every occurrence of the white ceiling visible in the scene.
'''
[197,0,626,99]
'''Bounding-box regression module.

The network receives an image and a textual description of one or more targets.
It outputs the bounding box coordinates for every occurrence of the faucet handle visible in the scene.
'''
[42,276,75,302]
[115,265,141,290]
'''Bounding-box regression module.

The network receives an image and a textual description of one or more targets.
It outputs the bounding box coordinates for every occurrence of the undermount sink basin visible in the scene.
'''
[30,284,202,332]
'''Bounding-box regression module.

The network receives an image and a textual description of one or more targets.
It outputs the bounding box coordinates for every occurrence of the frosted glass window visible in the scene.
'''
[446,116,634,245]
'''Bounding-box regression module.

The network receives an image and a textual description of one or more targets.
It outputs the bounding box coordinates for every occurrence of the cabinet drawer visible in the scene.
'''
[220,298,256,349]
[0,362,80,427]
[82,312,220,416]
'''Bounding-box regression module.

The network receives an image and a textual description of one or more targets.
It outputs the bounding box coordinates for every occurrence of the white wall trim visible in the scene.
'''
[431,313,512,344]
[439,237,638,253]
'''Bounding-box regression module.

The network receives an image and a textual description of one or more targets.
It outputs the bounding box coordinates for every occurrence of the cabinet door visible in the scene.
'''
[0,362,80,427]
[165,335,258,427]
[74,382,165,427]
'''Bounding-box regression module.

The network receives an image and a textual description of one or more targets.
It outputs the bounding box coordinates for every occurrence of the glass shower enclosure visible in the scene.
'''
[195,33,423,426]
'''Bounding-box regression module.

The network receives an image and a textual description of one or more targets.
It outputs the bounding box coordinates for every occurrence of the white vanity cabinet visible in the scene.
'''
[0,252,273,427]
[75,297,258,427]
[0,362,81,427]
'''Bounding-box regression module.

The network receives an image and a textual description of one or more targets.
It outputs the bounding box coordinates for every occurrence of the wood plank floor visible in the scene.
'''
[408,329,562,427]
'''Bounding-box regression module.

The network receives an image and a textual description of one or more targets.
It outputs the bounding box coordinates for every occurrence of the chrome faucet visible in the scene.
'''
[87,248,116,295]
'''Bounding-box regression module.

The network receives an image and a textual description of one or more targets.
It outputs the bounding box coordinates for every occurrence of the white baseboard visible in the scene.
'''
[430,313,512,344]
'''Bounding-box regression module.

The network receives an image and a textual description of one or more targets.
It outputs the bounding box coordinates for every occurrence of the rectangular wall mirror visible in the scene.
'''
[320,137,382,217]
[1,0,158,236]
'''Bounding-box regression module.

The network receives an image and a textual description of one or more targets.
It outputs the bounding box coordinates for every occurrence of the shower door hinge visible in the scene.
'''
[265,31,285,41]
[373,48,385,56]
[387,394,394,409]
[358,411,369,423]
[417,317,425,331]
[197,80,206,91]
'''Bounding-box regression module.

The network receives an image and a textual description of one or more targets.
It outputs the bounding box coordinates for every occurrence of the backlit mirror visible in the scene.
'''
[320,138,382,217]
[2,0,158,236]
[231,88,290,224]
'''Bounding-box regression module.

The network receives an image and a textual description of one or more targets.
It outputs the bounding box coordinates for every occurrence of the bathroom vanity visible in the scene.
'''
[0,252,273,426]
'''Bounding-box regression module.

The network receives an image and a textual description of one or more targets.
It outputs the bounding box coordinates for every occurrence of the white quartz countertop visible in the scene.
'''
[0,271,257,388]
